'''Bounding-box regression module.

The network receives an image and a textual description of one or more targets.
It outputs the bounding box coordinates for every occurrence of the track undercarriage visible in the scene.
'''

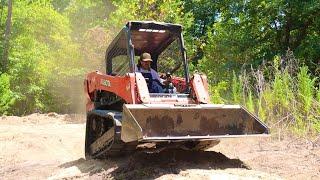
[85,111,135,159]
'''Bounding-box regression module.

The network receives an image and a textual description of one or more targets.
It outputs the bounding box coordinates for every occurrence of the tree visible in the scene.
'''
[0,1,87,115]
[183,0,219,65]
[197,0,320,81]
[1,0,12,73]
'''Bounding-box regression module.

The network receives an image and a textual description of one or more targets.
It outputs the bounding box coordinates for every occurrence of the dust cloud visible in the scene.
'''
[51,2,120,114]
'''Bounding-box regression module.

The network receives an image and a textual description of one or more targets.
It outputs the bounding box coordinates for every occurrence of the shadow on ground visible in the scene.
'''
[59,149,249,179]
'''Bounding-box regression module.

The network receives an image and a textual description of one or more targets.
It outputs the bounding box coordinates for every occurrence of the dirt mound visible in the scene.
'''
[109,149,249,179]
[54,149,279,180]
[0,113,85,125]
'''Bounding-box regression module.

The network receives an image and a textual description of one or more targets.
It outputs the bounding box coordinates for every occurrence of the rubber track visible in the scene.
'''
[88,112,136,159]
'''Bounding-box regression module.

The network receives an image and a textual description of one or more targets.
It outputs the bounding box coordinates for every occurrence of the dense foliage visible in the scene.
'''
[0,0,319,134]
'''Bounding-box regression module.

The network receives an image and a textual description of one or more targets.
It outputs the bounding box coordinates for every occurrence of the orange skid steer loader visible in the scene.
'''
[84,21,269,159]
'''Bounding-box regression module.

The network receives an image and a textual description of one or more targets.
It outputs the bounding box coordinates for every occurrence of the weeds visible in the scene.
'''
[226,51,320,136]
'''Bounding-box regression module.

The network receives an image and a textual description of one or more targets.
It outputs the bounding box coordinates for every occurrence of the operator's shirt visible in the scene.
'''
[136,66,162,82]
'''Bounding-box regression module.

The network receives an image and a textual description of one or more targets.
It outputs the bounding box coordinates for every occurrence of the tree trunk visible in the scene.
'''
[2,0,12,73]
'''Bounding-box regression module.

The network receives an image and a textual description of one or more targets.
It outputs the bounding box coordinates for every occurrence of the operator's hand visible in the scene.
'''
[163,72,172,86]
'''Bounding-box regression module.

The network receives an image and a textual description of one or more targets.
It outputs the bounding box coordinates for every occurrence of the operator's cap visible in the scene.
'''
[140,52,153,62]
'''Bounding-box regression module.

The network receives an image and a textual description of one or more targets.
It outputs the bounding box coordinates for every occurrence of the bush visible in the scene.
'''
[211,53,320,136]
[0,74,14,115]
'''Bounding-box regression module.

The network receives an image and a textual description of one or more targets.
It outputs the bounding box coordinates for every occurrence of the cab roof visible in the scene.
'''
[105,21,182,60]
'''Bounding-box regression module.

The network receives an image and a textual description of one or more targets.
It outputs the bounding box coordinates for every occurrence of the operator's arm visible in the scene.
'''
[151,69,163,83]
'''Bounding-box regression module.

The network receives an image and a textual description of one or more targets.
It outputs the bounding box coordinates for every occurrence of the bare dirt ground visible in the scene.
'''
[0,113,319,180]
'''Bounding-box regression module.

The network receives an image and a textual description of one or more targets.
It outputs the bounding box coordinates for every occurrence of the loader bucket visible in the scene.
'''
[121,104,269,143]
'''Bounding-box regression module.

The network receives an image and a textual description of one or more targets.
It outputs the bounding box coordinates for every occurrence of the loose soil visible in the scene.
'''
[0,113,319,179]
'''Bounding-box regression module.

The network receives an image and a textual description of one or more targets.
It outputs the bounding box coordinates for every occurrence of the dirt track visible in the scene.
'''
[0,114,319,179]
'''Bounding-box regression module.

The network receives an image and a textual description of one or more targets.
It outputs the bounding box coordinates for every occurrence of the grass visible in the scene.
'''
[214,52,320,137]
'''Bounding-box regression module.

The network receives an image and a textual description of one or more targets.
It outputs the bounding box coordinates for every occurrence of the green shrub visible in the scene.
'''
[316,86,320,115]
[297,66,316,114]
[271,70,294,115]
[0,74,14,115]
[214,54,320,136]
[246,90,255,113]
[257,97,266,122]
[209,81,228,104]
[231,71,242,104]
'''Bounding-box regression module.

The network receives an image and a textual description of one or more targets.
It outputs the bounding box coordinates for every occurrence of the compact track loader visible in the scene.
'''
[84,21,269,159]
